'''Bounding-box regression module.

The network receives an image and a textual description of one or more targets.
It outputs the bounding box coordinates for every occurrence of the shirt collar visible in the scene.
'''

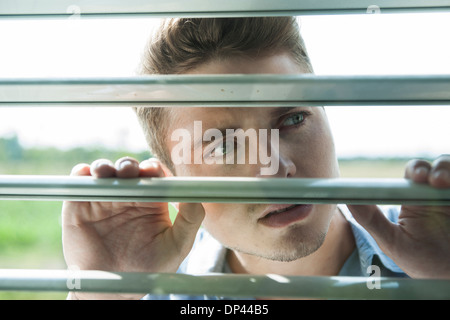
[338,204,404,274]
[185,229,228,275]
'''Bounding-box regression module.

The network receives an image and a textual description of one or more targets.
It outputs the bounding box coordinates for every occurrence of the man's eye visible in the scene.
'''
[212,140,234,156]
[282,112,305,127]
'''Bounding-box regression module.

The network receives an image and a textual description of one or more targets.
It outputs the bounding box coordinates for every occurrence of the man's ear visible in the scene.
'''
[159,161,174,177]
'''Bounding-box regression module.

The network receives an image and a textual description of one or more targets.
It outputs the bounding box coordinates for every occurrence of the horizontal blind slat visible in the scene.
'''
[1,75,450,106]
[0,269,448,299]
[0,176,449,205]
[1,0,449,17]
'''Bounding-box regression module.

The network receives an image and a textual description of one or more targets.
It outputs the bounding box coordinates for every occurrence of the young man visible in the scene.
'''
[62,17,450,300]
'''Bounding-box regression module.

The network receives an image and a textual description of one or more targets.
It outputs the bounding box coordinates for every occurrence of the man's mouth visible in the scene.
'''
[258,204,313,228]
[264,204,298,217]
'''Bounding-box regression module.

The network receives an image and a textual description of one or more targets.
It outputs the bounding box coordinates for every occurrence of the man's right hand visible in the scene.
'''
[62,157,205,299]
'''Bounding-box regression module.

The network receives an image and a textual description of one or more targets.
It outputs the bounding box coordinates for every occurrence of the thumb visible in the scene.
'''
[346,204,396,254]
[171,202,205,254]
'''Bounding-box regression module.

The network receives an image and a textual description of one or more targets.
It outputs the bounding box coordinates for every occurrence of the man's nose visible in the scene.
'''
[256,144,296,178]
[278,152,297,178]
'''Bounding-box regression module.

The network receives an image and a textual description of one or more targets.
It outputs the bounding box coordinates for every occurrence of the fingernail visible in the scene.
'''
[140,160,159,169]
[433,170,450,182]
[414,166,429,177]
[118,159,135,170]
[91,159,115,178]
[70,163,88,175]
[92,159,113,169]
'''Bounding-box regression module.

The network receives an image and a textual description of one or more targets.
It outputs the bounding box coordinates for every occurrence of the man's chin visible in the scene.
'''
[230,228,327,263]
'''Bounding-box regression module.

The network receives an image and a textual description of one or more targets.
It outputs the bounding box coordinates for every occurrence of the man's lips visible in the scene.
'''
[258,204,313,228]
[260,204,299,219]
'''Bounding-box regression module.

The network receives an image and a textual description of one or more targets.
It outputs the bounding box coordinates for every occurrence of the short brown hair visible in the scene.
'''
[134,17,313,173]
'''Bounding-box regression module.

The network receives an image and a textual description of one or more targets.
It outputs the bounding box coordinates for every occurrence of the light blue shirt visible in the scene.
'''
[143,205,406,300]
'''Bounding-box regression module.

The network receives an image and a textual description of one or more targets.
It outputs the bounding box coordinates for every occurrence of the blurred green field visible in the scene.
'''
[338,158,408,178]
[0,201,66,300]
[0,146,415,299]
[0,199,179,300]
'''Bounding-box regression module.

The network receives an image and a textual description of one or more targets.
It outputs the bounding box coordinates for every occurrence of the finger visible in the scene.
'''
[429,155,450,188]
[115,157,140,179]
[66,163,92,207]
[404,159,432,184]
[139,159,166,178]
[171,202,205,254]
[347,204,396,255]
[70,163,91,176]
[90,159,116,178]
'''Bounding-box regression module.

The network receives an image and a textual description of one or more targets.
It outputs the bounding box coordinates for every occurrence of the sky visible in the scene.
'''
[0,12,449,158]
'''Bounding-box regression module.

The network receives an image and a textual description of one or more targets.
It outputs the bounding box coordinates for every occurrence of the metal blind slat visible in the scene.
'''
[1,0,449,17]
[0,176,448,205]
[1,75,450,106]
[0,269,449,299]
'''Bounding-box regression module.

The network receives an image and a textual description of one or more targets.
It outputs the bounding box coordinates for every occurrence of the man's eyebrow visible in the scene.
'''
[193,126,241,150]
[270,107,297,118]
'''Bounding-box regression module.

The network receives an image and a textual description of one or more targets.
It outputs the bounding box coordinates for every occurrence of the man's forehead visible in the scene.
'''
[171,107,242,129]
[170,106,299,130]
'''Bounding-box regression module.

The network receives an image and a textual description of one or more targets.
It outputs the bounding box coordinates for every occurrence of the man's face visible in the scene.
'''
[166,53,340,261]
